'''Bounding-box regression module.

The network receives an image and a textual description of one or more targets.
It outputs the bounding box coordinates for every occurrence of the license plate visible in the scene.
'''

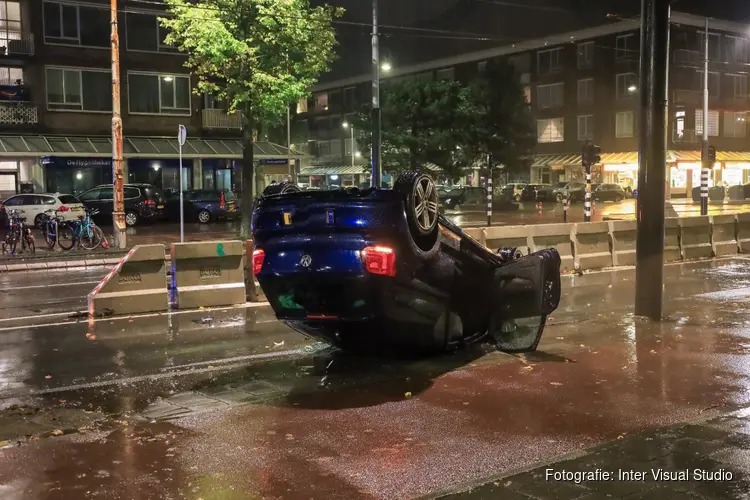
[157,205,164,209]
[71,206,82,211]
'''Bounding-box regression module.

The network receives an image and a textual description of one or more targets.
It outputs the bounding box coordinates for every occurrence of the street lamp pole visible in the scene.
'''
[110,0,126,248]
[350,125,355,168]
[700,17,709,216]
[371,0,382,187]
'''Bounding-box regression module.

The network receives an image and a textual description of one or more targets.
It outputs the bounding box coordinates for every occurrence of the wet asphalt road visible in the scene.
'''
[2,258,750,498]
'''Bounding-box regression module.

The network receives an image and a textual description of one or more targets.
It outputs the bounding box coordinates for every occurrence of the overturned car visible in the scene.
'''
[251,172,561,354]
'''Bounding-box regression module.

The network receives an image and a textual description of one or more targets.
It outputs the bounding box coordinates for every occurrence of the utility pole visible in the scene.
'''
[110,0,125,248]
[634,0,670,320]
[287,106,295,183]
[349,125,355,168]
[700,17,709,216]
[371,0,382,187]
[581,142,601,223]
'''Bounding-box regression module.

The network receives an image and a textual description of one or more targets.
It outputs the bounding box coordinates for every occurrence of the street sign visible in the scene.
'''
[178,124,187,146]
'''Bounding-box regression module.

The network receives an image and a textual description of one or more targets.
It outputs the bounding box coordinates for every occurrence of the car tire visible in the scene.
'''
[395,172,441,259]
[125,211,138,227]
[34,214,44,229]
[514,194,521,202]
[555,193,564,203]
[616,195,624,202]
[263,181,301,196]
[198,210,211,224]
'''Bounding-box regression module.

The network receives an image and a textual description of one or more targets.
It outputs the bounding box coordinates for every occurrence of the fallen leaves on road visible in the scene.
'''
[649,349,657,354]
[555,336,565,340]
[404,392,412,399]
[521,365,534,372]
[44,375,52,380]
[51,429,64,436]
[550,382,563,386]
[273,341,285,347]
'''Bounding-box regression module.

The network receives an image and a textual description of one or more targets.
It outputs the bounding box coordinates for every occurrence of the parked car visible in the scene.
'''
[500,182,527,201]
[165,189,239,223]
[0,193,85,228]
[251,173,562,354]
[439,186,487,210]
[520,184,551,201]
[594,184,626,202]
[77,183,166,226]
[535,182,568,202]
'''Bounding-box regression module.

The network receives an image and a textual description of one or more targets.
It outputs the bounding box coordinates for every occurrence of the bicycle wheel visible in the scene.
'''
[23,232,35,255]
[57,223,76,251]
[79,225,102,251]
[44,220,57,249]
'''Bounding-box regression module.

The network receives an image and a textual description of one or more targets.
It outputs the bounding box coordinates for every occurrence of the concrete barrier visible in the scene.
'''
[529,223,574,273]
[484,225,531,254]
[608,220,637,267]
[710,214,738,256]
[664,218,682,262]
[573,222,613,270]
[679,216,712,260]
[738,213,750,253]
[171,240,246,309]
[87,244,168,317]
[462,228,486,246]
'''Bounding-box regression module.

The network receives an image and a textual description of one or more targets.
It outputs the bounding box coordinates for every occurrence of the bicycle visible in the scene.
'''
[58,208,104,251]
[38,209,67,250]
[1,209,35,255]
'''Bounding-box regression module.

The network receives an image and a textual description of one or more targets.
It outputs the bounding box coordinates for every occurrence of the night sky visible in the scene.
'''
[313,0,750,82]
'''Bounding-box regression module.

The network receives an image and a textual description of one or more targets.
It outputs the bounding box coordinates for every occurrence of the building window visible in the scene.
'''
[616,73,637,99]
[46,67,112,112]
[436,67,455,80]
[727,73,747,99]
[724,111,746,138]
[316,140,331,156]
[537,118,564,143]
[128,72,191,115]
[43,1,110,47]
[0,66,22,85]
[313,92,328,111]
[615,111,634,138]
[615,34,635,60]
[696,71,721,98]
[577,41,594,68]
[508,53,531,73]
[296,97,308,114]
[537,47,563,75]
[698,31,722,62]
[536,82,564,109]
[695,109,719,137]
[523,86,531,104]
[577,115,593,141]
[125,12,178,53]
[0,1,21,51]
[577,78,594,104]
[343,86,356,110]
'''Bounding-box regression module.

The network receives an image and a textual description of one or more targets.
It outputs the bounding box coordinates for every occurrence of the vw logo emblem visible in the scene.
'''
[300,254,312,267]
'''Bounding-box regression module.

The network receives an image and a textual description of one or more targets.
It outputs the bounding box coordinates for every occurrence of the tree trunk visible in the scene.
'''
[239,108,255,241]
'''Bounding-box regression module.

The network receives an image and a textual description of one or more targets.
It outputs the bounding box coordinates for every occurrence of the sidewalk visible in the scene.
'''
[438,407,750,499]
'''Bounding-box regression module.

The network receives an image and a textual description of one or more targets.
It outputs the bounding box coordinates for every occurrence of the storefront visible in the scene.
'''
[0,135,308,197]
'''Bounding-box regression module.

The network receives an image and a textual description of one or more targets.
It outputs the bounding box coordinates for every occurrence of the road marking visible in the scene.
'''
[0,301,272,332]
[29,348,311,395]
[0,280,101,292]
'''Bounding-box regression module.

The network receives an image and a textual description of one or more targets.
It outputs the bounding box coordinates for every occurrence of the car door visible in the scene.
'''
[77,188,101,212]
[96,187,114,217]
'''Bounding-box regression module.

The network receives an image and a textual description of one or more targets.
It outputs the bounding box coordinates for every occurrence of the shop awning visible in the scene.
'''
[531,153,581,168]
[533,151,683,167]
[0,135,308,160]
[301,165,369,176]
[673,150,750,162]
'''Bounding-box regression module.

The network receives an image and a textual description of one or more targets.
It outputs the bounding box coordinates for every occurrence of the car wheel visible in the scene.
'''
[616,195,624,202]
[34,214,44,229]
[555,193,564,203]
[263,181,301,196]
[125,211,138,227]
[395,172,441,259]
[514,194,521,202]
[197,210,211,224]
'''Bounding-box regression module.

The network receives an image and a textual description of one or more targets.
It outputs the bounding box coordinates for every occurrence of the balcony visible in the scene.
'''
[0,102,37,125]
[202,108,242,130]
[672,128,700,144]
[673,49,701,66]
[0,34,35,57]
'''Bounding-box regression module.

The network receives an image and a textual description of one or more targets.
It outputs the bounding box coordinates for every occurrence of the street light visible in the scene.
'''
[381,61,392,72]
[343,121,354,168]
[355,151,362,158]
[628,84,637,93]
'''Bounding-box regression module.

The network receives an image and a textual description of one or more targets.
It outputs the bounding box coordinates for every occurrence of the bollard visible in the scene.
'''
[592,200,596,215]
[171,240,246,309]
[563,197,569,223]
[537,201,542,218]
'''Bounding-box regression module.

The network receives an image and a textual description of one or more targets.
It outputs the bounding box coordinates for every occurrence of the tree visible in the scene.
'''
[160,0,343,238]
[460,60,537,182]
[353,78,471,180]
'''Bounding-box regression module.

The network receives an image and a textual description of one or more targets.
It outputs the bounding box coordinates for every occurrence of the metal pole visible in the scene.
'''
[700,16,709,216]
[635,0,670,320]
[371,0,382,187]
[287,105,294,183]
[350,126,355,168]
[110,0,125,248]
[179,141,184,242]
[583,143,591,223]
[486,155,492,226]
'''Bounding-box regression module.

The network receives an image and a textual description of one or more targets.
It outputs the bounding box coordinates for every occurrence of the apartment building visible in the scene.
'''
[0,0,302,199]
[296,11,750,197]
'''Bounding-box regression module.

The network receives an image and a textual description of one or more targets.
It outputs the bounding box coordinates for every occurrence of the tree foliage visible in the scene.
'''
[160,0,343,237]
[355,61,536,181]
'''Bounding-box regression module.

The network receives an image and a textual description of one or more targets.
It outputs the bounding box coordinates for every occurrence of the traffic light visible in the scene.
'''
[582,143,602,165]
[707,145,716,163]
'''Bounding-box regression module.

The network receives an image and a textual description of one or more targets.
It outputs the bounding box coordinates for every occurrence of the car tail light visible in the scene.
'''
[58,205,69,212]
[361,246,396,277]
[144,199,156,206]
[219,191,226,209]
[252,249,265,276]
